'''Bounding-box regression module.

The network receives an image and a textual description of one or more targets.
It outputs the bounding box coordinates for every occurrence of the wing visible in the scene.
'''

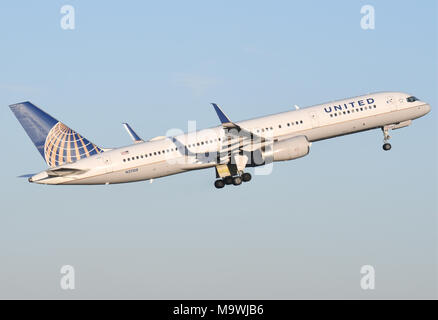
[211,103,269,170]
[211,103,263,140]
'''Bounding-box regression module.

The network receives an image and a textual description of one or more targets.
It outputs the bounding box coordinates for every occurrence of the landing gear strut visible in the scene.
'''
[381,126,392,151]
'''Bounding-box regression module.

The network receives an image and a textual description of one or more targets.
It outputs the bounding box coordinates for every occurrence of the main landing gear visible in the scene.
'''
[214,172,252,189]
[381,126,392,151]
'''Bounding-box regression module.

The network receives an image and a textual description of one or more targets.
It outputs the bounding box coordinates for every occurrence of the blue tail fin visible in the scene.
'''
[10,101,103,167]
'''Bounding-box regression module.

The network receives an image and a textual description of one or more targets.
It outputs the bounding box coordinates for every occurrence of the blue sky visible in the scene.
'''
[0,0,436,299]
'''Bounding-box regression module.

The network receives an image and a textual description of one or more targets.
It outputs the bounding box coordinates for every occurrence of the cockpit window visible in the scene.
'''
[406,96,419,102]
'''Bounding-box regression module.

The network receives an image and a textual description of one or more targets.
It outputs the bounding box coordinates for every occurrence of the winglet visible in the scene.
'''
[122,123,144,143]
[210,103,262,140]
[211,103,238,130]
[211,103,232,124]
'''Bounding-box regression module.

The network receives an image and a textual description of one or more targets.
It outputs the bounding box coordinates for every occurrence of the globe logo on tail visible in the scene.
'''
[44,122,103,167]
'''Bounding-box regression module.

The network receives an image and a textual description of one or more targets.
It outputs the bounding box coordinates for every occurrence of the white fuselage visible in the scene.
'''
[30,91,431,185]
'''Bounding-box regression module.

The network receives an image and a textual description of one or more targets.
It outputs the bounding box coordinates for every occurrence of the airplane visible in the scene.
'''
[9,91,431,188]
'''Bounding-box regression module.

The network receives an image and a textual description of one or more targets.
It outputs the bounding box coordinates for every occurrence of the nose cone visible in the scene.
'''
[424,103,431,114]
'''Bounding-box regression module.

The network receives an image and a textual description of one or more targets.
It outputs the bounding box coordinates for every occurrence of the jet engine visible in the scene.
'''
[271,135,311,161]
[248,135,311,166]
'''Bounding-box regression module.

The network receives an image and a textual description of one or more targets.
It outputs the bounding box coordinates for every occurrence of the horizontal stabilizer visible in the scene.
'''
[47,167,88,177]
[18,173,36,178]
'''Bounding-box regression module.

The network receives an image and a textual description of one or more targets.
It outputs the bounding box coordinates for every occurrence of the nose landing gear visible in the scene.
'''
[382,126,392,151]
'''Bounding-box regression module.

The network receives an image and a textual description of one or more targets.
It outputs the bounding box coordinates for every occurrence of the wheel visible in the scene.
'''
[383,143,392,151]
[232,176,242,186]
[224,176,233,185]
[241,172,252,182]
[214,179,225,189]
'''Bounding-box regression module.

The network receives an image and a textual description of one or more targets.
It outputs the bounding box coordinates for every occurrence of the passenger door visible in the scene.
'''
[386,96,397,112]
[101,155,113,173]
[309,112,319,128]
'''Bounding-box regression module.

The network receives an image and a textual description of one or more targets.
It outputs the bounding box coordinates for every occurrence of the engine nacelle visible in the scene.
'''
[247,135,310,167]
[266,135,310,162]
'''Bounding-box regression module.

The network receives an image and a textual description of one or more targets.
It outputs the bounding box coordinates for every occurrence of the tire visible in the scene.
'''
[232,176,242,186]
[214,179,225,189]
[224,176,233,185]
[242,172,252,182]
[383,143,392,151]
